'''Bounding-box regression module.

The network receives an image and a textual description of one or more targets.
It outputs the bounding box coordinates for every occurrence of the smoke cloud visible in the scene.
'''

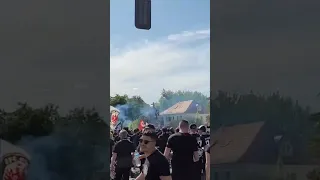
[15,125,109,180]
[114,104,157,128]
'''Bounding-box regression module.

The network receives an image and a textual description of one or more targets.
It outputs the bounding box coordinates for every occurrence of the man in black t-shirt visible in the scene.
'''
[130,128,141,149]
[198,125,210,177]
[111,130,135,180]
[164,120,199,180]
[190,124,202,180]
[157,128,170,153]
[135,130,171,180]
[198,125,210,148]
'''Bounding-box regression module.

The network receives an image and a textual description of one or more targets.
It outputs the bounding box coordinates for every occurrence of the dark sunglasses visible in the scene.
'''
[139,139,155,144]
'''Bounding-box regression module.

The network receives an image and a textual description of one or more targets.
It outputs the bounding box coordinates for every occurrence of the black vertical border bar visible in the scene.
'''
[0,0,111,178]
[210,0,320,179]
[209,0,214,179]
[107,0,111,178]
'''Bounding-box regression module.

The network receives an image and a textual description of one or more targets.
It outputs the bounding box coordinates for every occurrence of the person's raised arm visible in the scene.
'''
[111,142,119,168]
[192,136,199,162]
[164,147,171,160]
[111,152,117,167]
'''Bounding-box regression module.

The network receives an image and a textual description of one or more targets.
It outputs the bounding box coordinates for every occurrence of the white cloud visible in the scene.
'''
[110,28,210,104]
[167,29,210,42]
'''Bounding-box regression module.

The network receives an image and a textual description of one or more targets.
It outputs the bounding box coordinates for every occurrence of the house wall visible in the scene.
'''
[210,164,317,180]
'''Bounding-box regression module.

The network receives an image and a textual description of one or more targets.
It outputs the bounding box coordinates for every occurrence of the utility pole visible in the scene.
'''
[151,102,160,127]
[152,102,159,119]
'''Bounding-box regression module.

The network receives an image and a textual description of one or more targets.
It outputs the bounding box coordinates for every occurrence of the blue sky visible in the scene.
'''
[110,0,210,104]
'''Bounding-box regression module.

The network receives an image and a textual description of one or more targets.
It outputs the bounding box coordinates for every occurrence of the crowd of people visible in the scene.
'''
[110,120,211,180]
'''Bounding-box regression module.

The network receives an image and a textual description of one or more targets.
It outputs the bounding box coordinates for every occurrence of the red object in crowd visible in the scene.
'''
[111,113,118,125]
[138,120,145,131]
[4,167,26,180]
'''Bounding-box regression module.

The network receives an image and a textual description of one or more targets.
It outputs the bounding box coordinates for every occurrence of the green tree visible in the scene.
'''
[210,90,310,132]
[52,107,108,179]
[307,112,320,180]
[128,119,140,130]
[1,102,57,142]
[110,94,150,121]
[0,103,109,179]
[125,96,148,120]
[56,107,107,144]
[110,94,128,106]
[309,112,320,157]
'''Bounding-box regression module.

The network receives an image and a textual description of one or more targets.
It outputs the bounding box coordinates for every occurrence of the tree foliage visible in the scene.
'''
[0,102,109,180]
[0,103,59,142]
[125,96,149,120]
[307,112,320,180]
[1,90,311,143]
[128,119,140,130]
[0,90,316,179]
[110,94,150,121]
[210,91,310,132]
[110,94,128,107]
[309,112,320,156]
[0,103,107,143]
